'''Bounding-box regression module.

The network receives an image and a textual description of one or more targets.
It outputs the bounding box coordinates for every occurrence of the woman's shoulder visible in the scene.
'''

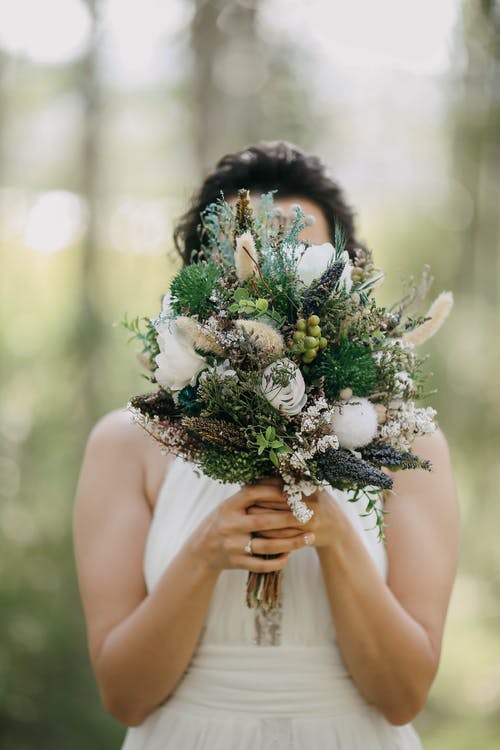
[88,408,146,449]
[83,408,173,512]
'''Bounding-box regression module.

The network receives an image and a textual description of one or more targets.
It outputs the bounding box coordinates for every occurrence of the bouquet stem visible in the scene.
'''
[246,569,282,611]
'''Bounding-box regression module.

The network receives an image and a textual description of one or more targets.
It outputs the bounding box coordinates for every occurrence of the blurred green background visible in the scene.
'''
[0,1,499,748]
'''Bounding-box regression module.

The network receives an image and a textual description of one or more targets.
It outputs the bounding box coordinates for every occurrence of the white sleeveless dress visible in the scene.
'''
[121,455,423,749]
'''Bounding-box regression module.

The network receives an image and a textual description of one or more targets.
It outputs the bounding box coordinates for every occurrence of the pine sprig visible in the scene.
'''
[169,261,223,320]
[310,339,378,398]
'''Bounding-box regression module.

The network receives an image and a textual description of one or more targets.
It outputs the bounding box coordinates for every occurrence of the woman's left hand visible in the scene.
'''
[247,486,345,549]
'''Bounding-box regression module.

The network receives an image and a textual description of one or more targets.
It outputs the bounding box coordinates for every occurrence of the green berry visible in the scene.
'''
[296,318,307,331]
[318,337,328,349]
[304,336,318,349]
[293,330,306,342]
[308,325,321,338]
[307,314,320,327]
[302,351,316,364]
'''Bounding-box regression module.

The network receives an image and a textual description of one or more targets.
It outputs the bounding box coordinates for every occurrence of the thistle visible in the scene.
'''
[301,261,346,317]
[361,443,432,471]
[315,448,393,491]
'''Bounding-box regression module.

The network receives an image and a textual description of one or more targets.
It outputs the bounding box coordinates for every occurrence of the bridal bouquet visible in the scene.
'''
[124,189,453,610]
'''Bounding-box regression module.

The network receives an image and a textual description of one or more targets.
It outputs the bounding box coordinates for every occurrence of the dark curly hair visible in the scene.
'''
[173,140,363,265]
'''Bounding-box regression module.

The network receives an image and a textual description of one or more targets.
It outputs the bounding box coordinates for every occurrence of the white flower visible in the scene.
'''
[338,250,353,293]
[296,243,353,292]
[199,358,238,382]
[260,358,307,416]
[379,402,437,451]
[162,291,174,315]
[331,397,378,450]
[296,242,336,286]
[154,320,208,391]
[314,434,340,453]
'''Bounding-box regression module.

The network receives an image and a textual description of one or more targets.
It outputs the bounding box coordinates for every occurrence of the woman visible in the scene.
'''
[73,141,459,749]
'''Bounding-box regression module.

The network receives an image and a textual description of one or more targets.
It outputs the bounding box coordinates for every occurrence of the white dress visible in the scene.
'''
[121,455,423,750]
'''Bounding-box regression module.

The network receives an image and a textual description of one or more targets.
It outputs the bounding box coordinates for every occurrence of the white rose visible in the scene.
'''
[154,320,207,391]
[261,358,307,416]
[296,243,336,286]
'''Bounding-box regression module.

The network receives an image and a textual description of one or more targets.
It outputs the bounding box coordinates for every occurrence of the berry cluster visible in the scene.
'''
[291,314,328,364]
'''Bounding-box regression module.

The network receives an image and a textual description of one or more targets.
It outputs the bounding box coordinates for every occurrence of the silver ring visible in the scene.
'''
[244,538,253,555]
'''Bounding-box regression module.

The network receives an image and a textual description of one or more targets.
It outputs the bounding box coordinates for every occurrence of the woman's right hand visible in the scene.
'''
[190,480,315,574]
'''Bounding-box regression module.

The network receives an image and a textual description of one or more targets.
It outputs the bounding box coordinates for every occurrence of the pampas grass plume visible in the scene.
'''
[235,231,259,282]
[235,319,285,355]
[175,316,225,355]
[403,291,454,347]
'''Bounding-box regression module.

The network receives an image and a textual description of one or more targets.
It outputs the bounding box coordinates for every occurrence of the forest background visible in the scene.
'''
[0,1,499,748]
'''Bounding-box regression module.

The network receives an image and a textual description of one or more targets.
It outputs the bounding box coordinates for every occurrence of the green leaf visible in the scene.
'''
[265,426,275,441]
[234,287,250,301]
[269,449,279,466]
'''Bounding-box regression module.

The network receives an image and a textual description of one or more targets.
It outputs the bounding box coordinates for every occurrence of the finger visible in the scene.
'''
[242,511,304,533]
[232,485,288,509]
[246,502,289,514]
[251,533,316,556]
[247,499,290,513]
[251,476,284,487]
[254,528,303,540]
[235,553,290,573]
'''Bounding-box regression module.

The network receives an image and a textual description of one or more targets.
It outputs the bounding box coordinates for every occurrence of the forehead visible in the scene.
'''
[229,194,332,245]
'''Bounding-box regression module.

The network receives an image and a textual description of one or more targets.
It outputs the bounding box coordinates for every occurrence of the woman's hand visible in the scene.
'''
[192,479,316,574]
[247,486,345,549]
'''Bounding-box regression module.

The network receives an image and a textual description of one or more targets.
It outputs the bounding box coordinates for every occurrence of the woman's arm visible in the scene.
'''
[311,428,459,725]
[73,411,311,727]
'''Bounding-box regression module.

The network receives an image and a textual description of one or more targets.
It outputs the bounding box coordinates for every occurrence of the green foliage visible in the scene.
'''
[281,203,307,246]
[350,486,389,541]
[253,425,292,467]
[176,384,203,416]
[200,444,273,483]
[197,369,284,432]
[169,261,223,319]
[121,314,159,366]
[311,338,378,398]
[198,195,235,266]
[252,250,301,323]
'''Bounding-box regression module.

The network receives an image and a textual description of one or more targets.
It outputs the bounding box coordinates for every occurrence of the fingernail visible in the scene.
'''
[304,533,315,546]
